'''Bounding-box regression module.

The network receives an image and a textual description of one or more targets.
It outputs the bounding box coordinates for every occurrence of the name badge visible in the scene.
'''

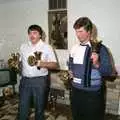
[73,77,82,84]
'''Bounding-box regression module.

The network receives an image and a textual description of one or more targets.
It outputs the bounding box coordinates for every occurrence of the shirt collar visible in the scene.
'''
[79,41,91,47]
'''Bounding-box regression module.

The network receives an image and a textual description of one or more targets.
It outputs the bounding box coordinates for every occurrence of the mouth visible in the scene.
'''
[30,37,35,40]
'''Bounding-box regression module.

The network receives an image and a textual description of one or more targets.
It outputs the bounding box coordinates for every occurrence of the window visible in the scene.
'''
[49,0,67,10]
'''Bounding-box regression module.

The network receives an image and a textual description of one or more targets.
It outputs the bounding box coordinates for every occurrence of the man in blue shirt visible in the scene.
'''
[69,17,113,120]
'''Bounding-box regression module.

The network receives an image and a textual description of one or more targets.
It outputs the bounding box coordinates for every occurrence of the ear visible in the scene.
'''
[87,31,91,38]
[39,34,42,39]
[87,30,91,34]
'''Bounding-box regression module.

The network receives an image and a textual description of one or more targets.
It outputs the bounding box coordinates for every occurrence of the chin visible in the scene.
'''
[79,40,85,43]
[30,40,38,44]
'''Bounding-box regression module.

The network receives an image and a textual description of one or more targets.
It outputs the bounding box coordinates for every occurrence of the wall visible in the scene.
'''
[0,0,48,61]
[68,0,120,74]
[0,0,69,70]
[0,0,49,95]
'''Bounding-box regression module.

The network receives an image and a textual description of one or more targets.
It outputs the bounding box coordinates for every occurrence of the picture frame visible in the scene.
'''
[48,10,67,49]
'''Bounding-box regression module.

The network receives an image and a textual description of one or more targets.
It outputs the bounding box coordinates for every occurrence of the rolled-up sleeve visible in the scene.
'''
[46,45,57,62]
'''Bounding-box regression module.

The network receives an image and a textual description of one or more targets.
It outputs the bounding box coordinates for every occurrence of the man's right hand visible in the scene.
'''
[68,70,74,80]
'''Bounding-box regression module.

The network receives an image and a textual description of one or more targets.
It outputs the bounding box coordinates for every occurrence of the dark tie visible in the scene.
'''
[84,46,92,87]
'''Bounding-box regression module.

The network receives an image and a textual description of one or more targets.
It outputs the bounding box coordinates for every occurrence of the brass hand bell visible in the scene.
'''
[8,52,20,73]
[27,51,42,70]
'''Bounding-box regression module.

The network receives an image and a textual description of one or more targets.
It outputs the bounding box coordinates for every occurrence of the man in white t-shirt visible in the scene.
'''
[18,25,58,120]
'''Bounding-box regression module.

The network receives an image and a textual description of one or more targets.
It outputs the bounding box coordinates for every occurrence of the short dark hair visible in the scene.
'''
[28,24,43,35]
[73,17,93,33]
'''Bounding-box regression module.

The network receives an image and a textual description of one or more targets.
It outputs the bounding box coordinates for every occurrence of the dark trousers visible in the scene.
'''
[71,86,105,120]
[18,76,48,120]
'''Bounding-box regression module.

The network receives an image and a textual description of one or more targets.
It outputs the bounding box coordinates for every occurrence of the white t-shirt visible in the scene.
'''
[20,40,57,77]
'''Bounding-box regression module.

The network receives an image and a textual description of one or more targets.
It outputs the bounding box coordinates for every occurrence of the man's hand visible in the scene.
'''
[36,60,41,69]
[36,60,58,70]
[36,60,41,67]
[68,70,74,79]
[91,52,100,68]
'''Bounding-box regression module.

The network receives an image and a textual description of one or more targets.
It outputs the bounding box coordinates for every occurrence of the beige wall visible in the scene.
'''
[68,0,120,74]
[0,0,48,61]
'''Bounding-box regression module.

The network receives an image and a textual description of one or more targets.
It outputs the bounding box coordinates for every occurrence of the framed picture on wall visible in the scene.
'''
[48,10,67,49]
